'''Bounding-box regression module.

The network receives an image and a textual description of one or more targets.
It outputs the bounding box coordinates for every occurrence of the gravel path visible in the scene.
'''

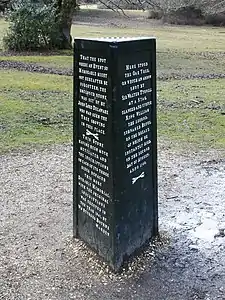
[1,144,225,299]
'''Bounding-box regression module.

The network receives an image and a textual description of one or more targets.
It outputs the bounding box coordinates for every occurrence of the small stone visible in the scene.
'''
[189,244,199,251]
[214,229,225,238]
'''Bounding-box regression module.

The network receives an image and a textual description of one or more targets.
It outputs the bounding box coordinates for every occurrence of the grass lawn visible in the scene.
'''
[0,70,72,153]
[71,24,225,52]
[0,14,225,153]
[158,78,225,149]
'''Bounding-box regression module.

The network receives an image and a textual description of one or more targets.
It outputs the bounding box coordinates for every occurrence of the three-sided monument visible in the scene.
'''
[73,37,158,271]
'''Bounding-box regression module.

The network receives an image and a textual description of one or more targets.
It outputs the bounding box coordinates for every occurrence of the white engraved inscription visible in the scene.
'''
[78,54,110,236]
[132,172,145,184]
[86,129,99,140]
[122,61,152,180]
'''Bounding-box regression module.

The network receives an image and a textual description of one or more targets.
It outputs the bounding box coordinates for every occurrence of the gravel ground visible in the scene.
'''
[1,144,225,300]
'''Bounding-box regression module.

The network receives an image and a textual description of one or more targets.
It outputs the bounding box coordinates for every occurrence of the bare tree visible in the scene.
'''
[99,0,225,13]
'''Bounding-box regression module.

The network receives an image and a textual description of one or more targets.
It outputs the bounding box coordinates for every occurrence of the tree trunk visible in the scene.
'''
[55,0,76,49]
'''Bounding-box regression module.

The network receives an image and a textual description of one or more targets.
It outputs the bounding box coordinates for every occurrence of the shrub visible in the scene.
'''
[0,0,11,13]
[147,9,163,20]
[205,12,225,26]
[162,5,205,25]
[3,0,63,51]
[146,0,225,26]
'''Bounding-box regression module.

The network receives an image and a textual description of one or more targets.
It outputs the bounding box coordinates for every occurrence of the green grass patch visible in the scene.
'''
[159,110,225,148]
[158,78,225,149]
[158,78,225,108]
[157,50,225,77]
[0,70,72,153]
[0,69,72,91]
[1,124,71,153]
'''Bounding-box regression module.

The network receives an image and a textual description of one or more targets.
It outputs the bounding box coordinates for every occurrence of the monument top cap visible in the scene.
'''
[74,37,156,43]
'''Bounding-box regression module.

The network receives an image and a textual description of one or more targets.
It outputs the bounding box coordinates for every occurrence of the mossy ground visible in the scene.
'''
[0,16,225,153]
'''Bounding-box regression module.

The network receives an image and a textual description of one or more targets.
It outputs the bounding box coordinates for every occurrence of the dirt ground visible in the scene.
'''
[1,143,225,300]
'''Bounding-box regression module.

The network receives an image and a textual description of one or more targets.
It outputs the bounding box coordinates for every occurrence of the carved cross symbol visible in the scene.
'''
[132,172,145,184]
[86,129,99,140]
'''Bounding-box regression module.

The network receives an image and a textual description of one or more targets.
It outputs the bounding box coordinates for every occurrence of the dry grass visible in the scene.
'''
[71,23,225,52]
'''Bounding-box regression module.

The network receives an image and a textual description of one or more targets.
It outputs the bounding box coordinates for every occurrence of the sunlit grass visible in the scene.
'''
[0,69,72,91]
[0,70,72,153]
[158,78,225,149]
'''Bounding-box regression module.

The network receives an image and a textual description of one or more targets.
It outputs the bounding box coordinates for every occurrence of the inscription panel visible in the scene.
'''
[77,53,112,240]
[120,54,152,181]
[114,51,155,260]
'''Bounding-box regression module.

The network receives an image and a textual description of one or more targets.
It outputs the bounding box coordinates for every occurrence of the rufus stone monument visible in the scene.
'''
[73,37,158,271]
